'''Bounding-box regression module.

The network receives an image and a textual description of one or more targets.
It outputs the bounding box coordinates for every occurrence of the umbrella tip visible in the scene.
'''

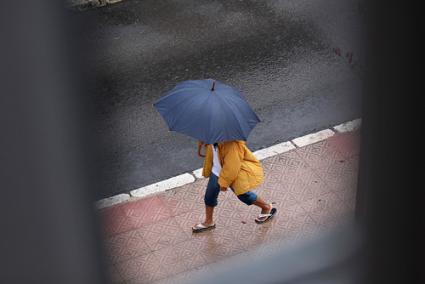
[211,81,215,91]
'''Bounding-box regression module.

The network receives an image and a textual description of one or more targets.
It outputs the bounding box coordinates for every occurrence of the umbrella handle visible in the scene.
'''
[197,141,206,157]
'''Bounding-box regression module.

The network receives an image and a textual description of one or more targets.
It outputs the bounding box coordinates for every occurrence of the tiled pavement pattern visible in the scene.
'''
[99,131,360,284]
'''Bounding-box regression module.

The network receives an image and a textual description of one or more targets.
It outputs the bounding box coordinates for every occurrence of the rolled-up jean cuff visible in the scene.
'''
[204,200,218,207]
[237,191,257,205]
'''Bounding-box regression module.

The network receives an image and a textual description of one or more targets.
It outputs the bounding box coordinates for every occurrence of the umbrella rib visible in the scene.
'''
[205,94,215,144]
[158,88,201,119]
[228,92,260,123]
[217,93,247,140]
[234,96,260,125]
[169,93,209,131]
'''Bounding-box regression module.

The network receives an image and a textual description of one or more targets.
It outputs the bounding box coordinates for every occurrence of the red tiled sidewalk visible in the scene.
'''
[99,131,360,284]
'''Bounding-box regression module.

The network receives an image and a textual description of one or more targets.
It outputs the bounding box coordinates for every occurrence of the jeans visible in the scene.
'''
[204,174,257,207]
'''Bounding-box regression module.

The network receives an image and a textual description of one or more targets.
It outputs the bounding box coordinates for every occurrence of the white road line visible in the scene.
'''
[96,119,360,208]
[253,141,295,160]
[95,193,131,209]
[192,168,204,179]
[292,129,335,147]
[129,173,195,198]
[333,119,362,133]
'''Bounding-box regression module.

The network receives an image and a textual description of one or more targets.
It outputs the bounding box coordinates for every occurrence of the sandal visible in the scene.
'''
[255,207,277,224]
[192,223,216,233]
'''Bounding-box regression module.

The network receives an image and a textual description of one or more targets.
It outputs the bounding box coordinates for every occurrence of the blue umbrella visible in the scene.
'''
[154,79,260,144]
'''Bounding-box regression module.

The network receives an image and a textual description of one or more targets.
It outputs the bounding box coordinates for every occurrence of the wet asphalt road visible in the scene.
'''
[80,0,364,199]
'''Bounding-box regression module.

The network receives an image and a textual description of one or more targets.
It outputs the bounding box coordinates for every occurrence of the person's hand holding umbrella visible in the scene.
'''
[197,141,206,157]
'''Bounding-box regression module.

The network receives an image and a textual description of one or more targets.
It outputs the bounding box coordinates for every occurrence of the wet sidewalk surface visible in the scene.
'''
[99,131,360,284]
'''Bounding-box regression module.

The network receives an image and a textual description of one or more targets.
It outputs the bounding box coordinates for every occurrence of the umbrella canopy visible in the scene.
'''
[154,79,260,144]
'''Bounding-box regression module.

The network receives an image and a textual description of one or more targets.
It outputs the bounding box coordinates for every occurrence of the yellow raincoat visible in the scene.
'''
[202,140,264,195]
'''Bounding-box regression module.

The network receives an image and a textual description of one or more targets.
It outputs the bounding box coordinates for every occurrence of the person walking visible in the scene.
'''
[191,140,276,233]
[154,79,277,232]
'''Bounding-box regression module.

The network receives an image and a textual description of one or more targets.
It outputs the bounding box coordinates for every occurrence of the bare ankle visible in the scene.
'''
[261,204,272,213]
